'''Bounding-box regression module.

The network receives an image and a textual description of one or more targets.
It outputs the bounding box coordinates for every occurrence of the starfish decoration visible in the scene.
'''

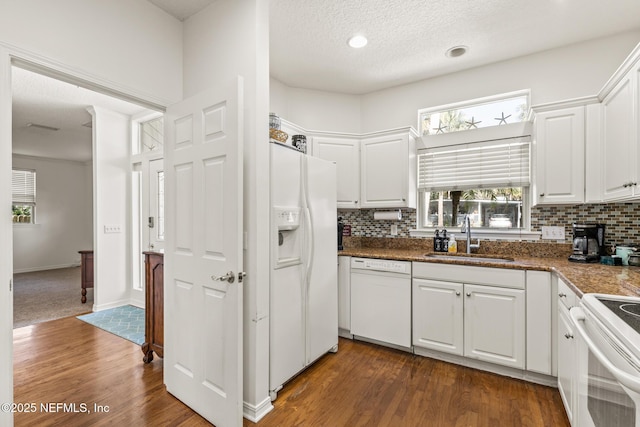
[432,121,447,134]
[466,117,482,129]
[494,112,511,125]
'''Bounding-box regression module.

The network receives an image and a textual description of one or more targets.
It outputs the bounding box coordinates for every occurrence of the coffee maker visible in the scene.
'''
[568,223,605,263]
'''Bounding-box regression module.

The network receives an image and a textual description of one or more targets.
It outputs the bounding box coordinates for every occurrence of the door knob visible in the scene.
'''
[212,271,235,283]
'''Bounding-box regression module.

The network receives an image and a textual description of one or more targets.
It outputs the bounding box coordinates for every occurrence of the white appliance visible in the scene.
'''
[350,257,412,348]
[571,294,640,427]
[269,142,338,400]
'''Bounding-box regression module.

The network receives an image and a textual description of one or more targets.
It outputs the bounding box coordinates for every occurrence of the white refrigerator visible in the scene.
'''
[269,142,338,400]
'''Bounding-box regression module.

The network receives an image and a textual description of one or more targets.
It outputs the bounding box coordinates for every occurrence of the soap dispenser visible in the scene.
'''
[448,234,457,253]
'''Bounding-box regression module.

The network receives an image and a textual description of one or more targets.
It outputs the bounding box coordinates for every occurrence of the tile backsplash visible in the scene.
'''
[338,202,640,245]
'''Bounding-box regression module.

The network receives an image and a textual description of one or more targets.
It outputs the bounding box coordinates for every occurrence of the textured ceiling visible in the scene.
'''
[12,67,147,162]
[269,0,640,94]
[146,0,215,21]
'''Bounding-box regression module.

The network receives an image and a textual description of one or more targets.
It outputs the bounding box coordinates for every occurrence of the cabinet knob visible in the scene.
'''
[558,292,566,298]
[455,291,461,296]
[539,193,545,197]
[624,183,629,188]
[354,200,358,204]
[564,333,574,340]
[402,198,406,202]
[466,292,471,297]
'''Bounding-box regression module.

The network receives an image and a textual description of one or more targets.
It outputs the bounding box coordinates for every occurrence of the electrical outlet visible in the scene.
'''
[541,226,565,241]
[390,224,398,236]
[104,224,122,234]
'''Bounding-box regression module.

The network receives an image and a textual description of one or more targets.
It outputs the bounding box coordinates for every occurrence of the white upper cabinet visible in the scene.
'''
[601,68,638,201]
[360,128,417,209]
[312,135,361,208]
[533,105,586,205]
[597,45,640,202]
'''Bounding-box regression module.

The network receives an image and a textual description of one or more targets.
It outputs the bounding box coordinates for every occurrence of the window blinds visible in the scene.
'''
[12,169,36,205]
[418,138,530,192]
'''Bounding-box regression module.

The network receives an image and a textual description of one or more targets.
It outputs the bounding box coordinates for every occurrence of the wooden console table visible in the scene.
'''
[78,250,94,303]
[142,251,164,363]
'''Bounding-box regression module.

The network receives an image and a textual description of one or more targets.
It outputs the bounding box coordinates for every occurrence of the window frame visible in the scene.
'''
[12,168,36,225]
[412,90,541,240]
[417,89,531,137]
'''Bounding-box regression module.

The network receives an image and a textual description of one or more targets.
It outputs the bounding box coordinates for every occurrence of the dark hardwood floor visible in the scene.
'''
[246,338,570,427]
[13,316,210,426]
[14,316,569,427]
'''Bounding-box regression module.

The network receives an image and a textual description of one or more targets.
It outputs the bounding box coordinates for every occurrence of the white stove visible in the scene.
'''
[572,293,640,427]
[581,293,640,361]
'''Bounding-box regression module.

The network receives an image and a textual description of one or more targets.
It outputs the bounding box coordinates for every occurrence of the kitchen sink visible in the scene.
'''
[424,254,515,263]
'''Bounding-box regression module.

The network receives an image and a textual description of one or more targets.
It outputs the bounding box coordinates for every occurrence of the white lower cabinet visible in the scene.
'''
[413,279,463,355]
[412,262,526,370]
[463,284,525,369]
[337,255,351,336]
[557,278,578,425]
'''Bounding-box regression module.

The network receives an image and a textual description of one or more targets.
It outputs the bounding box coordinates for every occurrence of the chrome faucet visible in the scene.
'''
[461,214,480,254]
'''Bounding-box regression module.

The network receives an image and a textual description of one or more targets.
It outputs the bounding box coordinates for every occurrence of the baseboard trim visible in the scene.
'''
[243,396,273,423]
[413,346,557,388]
[92,299,131,312]
[13,263,80,274]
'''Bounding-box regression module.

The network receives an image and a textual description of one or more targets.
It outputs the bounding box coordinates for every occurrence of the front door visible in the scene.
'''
[164,77,244,427]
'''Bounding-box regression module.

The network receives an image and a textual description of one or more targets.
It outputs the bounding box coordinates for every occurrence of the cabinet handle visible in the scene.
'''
[558,292,566,298]
[455,291,461,296]
[354,200,358,204]
[466,292,471,297]
[402,198,406,202]
[624,183,629,188]
[564,333,574,340]
[539,193,545,197]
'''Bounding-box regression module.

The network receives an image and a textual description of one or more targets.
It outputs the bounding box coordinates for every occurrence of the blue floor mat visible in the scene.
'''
[77,305,144,345]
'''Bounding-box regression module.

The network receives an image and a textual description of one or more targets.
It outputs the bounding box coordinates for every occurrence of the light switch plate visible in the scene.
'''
[104,224,122,234]
[390,224,398,236]
[541,226,565,240]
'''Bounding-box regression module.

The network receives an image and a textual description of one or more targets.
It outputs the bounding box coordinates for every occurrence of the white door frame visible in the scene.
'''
[0,44,170,427]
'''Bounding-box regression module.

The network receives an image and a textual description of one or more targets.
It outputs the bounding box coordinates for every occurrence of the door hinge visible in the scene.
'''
[238,272,246,283]
[9,279,12,291]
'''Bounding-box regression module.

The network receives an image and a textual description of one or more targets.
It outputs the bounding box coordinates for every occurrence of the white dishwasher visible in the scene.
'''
[350,257,411,348]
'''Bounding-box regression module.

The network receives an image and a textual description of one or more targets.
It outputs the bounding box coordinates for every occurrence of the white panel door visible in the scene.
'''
[360,133,409,208]
[464,284,525,369]
[602,73,635,200]
[534,106,585,205]
[412,278,463,356]
[164,78,243,427]
[312,136,360,208]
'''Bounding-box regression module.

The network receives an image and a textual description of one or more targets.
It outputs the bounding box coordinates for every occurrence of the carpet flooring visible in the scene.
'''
[13,267,93,329]
[76,305,145,345]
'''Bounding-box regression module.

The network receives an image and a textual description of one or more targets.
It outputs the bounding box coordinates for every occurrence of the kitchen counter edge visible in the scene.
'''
[338,248,640,298]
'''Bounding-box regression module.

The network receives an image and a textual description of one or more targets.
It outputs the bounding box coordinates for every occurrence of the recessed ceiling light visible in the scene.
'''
[445,45,468,58]
[347,35,368,49]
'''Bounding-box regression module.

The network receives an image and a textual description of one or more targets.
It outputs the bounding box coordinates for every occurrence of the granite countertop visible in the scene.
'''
[339,246,640,298]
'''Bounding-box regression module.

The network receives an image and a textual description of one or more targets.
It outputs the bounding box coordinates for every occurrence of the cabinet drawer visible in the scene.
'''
[557,277,577,309]
[412,262,525,289]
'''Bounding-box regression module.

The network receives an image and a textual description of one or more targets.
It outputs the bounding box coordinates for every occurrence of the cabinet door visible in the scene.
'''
[602,72,636,201]
[412,278,463,355]
[312,136,360,208]
[464,284,525,369]
[360,133,410,208]
[534,106,585,205]
[557,305,576,425]
[337,256,351,333]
